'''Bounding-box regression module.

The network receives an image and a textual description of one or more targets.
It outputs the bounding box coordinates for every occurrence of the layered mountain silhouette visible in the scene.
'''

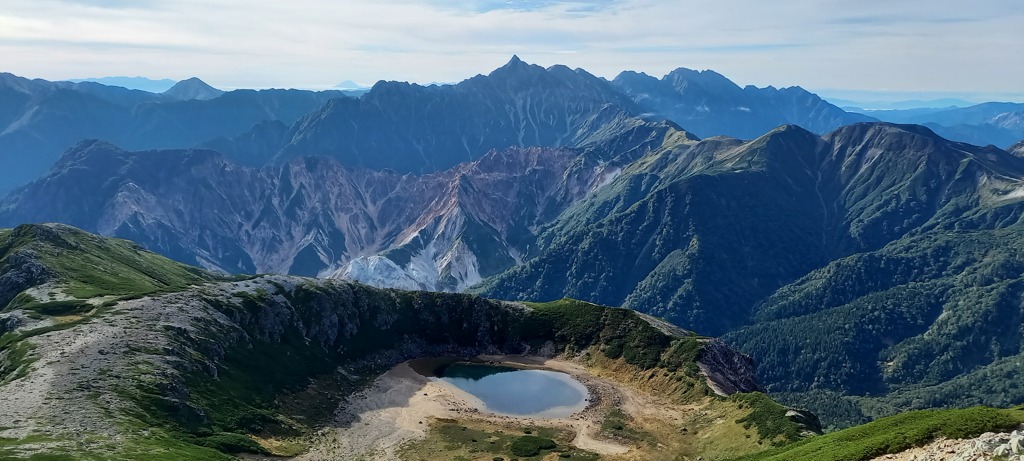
[855,102,1024,148]
[6,120,1024,428]
[0,73,346,192]
[0,57,870,193]
[4,58,1024,429]
[220,56,656,172]
[612,68,875,139]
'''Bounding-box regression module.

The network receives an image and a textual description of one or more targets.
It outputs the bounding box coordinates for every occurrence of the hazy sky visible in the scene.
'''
[2,0,1021,101]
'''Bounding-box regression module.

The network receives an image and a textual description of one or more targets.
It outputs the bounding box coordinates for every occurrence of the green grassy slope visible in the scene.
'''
[731,406,1024,461]
[1,223,217,304]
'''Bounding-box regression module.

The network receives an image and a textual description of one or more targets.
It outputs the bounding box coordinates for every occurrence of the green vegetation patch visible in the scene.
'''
[600,408,654,444]
[0,341,37,384]
[0,224,217,300]
[399,421,597,461]
[523,299,685,369]
[732,392,804,446]
[731,406,1024,461]
[509,435,557,457]
[21,299,93,317]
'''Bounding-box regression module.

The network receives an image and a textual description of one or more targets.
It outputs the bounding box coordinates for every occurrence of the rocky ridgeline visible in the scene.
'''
[1,268,769,453]
[873,428,1024,461]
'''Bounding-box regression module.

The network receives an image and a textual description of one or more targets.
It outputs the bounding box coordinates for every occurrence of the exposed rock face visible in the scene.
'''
[785,409,824,436]
[0,134,672,289]
[0,226,62,306]
[0,251,52,309]
[696,339,762,396]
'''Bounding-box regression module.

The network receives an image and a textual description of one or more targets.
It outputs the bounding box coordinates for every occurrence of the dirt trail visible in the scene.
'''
[572,420,630,455]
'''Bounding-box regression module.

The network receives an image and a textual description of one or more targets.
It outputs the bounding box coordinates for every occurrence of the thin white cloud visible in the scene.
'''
[0,0,1020,97]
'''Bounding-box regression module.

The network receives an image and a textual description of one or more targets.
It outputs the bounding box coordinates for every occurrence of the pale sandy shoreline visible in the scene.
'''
[297,355,631,460]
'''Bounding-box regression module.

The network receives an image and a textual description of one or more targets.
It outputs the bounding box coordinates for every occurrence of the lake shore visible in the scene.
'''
[297,355,631,460]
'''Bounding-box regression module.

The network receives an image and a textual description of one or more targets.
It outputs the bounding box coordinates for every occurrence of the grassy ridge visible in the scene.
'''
[731,406,1024,461]
[0,224,216,302]
[731,392,806,446]
[522,299,702,371]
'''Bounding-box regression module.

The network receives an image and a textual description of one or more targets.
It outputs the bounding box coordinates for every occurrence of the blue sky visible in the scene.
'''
[1,0,1021,102]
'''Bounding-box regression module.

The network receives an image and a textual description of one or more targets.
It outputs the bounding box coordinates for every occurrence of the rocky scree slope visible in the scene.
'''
[0,223,787,460]
[0,118,682,288]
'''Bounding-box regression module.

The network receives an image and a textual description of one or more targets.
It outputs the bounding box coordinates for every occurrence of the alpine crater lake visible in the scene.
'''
[424,361,590,418]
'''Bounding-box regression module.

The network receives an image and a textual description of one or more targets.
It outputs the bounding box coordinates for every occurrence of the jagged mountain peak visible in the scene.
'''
[162,77,223,101]
[490,54,543,76]
[614,70,655,80]
[505,53,525,66]
[665,67,742,91]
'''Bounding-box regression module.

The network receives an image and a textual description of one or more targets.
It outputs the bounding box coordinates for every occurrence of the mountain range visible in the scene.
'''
[0,133,671,287]
[476,121,1024,426]
[852,102,1024,148]
[0,72,346,193]
[6,118,1024,429]
[0,56,877,194]
[611,68,875,138]
[3,57,1024,436]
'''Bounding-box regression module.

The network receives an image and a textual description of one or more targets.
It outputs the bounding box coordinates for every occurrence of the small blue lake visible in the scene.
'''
[434,362,589,418]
